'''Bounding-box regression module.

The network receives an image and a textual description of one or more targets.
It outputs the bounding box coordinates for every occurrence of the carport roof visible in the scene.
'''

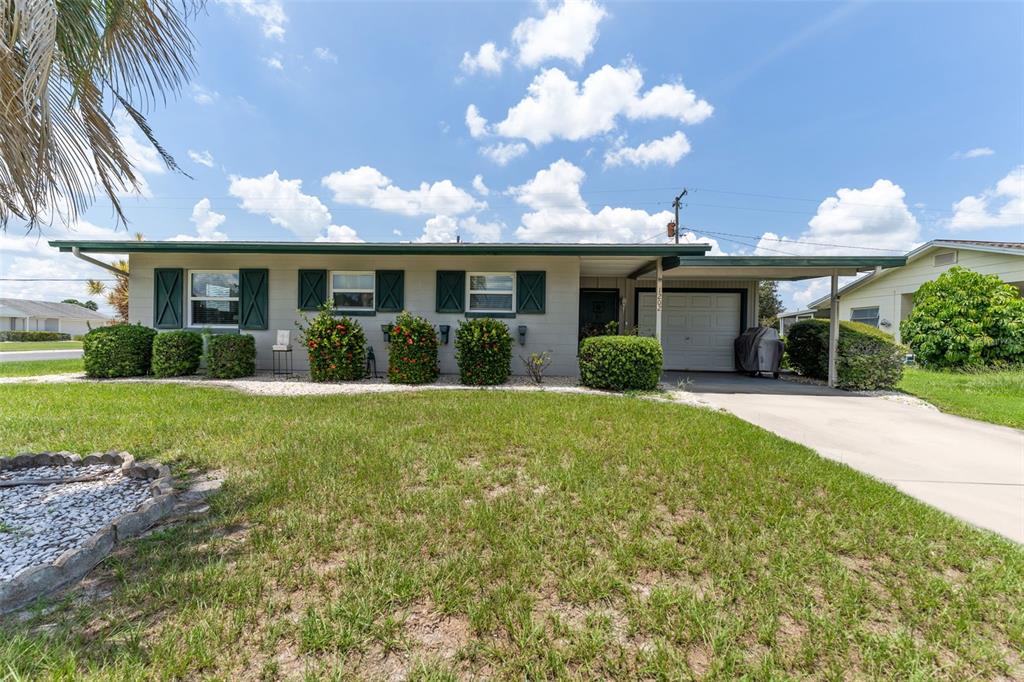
[632,255,907,281]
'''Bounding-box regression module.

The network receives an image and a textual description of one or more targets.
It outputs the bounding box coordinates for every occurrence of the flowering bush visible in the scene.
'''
[387,311,439,384]
[454,317,512,385]
[298,304,368,381]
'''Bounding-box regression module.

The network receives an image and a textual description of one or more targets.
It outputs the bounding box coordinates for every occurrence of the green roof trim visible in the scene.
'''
[662,256,907,270]
[50,240,712,256]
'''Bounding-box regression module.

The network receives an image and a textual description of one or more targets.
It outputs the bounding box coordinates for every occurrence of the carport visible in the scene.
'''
[592,255,907,386]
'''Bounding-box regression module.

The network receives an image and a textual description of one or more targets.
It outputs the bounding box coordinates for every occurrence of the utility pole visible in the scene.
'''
[672,188,688,244]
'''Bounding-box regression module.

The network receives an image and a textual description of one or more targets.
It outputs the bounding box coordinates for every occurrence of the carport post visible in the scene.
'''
[828,270,839,387]
[655,258,663,343]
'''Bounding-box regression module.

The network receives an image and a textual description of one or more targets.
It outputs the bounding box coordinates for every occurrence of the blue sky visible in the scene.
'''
[3,0,1022,311]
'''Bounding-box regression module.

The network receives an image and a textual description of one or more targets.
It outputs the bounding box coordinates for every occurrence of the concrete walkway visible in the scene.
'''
[673,372,1024,543]
[0,349,83,362]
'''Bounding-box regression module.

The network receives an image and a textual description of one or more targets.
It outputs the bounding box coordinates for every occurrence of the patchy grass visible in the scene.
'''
[0,340,82,352]
[0,383,1021,680]
[900,366,1024,430]
[0,358,83,377]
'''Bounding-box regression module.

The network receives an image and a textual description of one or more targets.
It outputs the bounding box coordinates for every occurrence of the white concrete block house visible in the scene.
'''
[0,298,110,337]
[51,240,904,377]
[800,240,1024,344]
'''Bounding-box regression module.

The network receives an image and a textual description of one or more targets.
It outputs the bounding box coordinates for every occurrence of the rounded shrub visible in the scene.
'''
[900,266,1024,369]
[786,319,905,390]
[454,318,512,385]
[387,311,439,384]
[206,334,256,379]
[151,330,203,378]
[578,335,663,391]
[298,304,368,381]
[82,324,157,378]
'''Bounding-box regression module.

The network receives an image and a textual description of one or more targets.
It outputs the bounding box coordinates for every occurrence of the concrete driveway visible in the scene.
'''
[666,372,1024,544]
[0,349,83,362]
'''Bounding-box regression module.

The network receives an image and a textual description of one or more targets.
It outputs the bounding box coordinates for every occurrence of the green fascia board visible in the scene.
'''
[50,240,712,257]
[662,256,907,270]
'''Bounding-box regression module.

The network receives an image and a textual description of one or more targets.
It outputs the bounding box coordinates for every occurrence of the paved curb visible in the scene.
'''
[0,450,175,614]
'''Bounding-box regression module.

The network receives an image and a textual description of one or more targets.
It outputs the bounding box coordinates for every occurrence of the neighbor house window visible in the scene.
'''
[467,273,514,313]
[331,271,375,311]
[189,270,239,327]
[850,306,879,327]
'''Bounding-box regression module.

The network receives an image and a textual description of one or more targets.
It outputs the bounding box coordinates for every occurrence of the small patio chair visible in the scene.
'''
[272,330,293,377]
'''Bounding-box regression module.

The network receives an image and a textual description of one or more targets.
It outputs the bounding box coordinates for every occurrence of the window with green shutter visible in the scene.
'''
[516,271,546,314]
[153,268,183,329]
[376,270,404,312]
[298,270,327,310]
[436,271,465,313]
[239,269,269,330]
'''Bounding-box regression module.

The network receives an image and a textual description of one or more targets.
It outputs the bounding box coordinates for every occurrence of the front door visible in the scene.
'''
[579,290,619,338]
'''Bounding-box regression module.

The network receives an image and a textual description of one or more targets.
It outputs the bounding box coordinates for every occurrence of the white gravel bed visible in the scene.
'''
[0,463,152,582]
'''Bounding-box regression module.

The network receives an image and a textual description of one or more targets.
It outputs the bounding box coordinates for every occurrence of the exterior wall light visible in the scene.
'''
[438,324,451,345]
[381,324,392,343]
[517,325,528,346]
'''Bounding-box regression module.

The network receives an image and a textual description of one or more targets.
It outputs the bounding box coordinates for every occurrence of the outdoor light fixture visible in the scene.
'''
[517,325,528,346]
[438,324,450,345]
[380,324,391,343]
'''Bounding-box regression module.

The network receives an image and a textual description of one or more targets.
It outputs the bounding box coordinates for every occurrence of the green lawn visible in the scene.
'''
[1,384,1021,680]
[0,340,82,352]
[0,358,83,377]
[900,367,1024,430]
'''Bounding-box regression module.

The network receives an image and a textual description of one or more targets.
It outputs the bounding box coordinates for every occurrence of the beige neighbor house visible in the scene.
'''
[792,240,1024,344]
[51,240,904,380]
[0,298,110,336]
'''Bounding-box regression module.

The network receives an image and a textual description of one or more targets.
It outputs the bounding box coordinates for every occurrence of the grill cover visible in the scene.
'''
[734,327,785,375]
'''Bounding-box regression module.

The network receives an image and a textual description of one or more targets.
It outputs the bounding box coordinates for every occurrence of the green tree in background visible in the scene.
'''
[62,299,98,311]
[758,280,785,327]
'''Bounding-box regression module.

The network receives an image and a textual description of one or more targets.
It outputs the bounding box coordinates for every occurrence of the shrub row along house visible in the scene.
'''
[52,240,905,383]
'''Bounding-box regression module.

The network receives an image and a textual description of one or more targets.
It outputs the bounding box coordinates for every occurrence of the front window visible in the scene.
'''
[189,270,239,327]
[850,306,880,327]
[331,271,375,311]
[467,273,514,313]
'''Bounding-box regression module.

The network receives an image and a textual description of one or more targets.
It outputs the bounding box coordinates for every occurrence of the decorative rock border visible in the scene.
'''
[0,451,176,614]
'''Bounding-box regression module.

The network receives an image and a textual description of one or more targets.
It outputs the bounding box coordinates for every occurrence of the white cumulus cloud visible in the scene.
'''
[465,104,488,138]
[187,150,215,168]
[512,0,607,67]
[263,56,284,71]
[952,147,995,160]
[315,225,363,243]
[460,42,508,75]
[480,142,528,166]
[604,131,691,168]
[949,166,1024,230]
[190,84,218,105]
[459,216,503,242]
[219,0,287,40]
[313,47,338,63]
[228,171,359,241]
[321,166,484,217]
[472,174,489,196]
[167,199,228,241]
[486,65,712,145]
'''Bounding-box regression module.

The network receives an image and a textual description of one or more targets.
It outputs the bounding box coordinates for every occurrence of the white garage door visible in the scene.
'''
[637,291,742,371]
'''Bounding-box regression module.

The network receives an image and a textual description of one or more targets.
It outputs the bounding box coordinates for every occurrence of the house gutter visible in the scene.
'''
[72,247,127,276]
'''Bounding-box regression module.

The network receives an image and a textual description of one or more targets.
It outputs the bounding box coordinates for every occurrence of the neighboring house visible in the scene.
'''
[50,240,904,375]
[0,298,110,337]
[803,240,1024,344]
[776,308,825,335]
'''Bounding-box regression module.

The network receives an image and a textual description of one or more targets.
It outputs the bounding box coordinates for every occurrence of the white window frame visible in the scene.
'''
[467,272,515,314]
[330,270,375,312]
[187,269,240,328]
[850,306,880,327]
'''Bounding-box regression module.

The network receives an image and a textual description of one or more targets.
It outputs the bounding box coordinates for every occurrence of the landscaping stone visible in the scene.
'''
[0,451,180,614]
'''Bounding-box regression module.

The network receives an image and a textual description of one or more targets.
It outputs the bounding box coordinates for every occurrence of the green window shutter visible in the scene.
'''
[239,269,269,330]
[298,269,327,310]
[153,268,183,329]
[376,270,404,312]
[435,271,465,313]
[516,271,546,314]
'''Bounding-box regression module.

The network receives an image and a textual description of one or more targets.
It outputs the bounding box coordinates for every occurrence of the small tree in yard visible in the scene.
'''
[758,280,785,327]
[298,304,368,382]
[900,267,1024,369]
[387,312,439,385]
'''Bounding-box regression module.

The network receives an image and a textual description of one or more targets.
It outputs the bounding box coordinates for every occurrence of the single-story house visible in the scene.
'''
[51,240,905,383]
[797,240,1024,344]
[0,298,110,336]
[776,308,824,335]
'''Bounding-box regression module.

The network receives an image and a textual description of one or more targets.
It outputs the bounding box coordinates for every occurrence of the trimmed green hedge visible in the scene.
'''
[299,305,368,381]
[387,311,439,384]
[455,318,512,385]
[578,335,663,391]
[0,331,71,342]
[206,334,256,379]
[787,319,905,390]
[82,324,156,378]
[151,330,203,378]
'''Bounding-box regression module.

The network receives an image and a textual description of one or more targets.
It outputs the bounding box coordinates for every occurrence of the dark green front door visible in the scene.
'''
[579,290,619,337]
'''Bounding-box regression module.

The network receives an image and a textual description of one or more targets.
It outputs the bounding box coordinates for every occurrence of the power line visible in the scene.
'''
[0,278,118,282]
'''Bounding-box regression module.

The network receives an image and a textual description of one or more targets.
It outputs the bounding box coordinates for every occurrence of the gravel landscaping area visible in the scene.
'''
[0,463,152,582]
